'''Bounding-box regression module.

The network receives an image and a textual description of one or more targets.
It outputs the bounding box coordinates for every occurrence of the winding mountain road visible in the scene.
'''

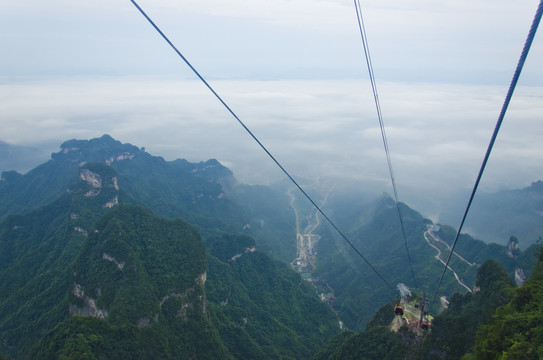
[424,226,473,293]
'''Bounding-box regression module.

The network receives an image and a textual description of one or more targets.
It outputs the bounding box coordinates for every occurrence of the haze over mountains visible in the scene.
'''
[0,141,51,175]
[2,135,542,249]
[0,135,541,359]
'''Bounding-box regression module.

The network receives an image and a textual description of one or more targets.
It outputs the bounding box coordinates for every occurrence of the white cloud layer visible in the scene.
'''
[1,0,542,218]
[1,77,541,191]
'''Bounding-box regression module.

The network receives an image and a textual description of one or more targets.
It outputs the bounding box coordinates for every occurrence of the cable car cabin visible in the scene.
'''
[421,321,430,330]
[394,305,404,316]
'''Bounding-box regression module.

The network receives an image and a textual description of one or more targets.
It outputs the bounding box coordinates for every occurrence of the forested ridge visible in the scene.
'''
[1,135,541,359]
[0,136,338,359]
[315,249,543,359]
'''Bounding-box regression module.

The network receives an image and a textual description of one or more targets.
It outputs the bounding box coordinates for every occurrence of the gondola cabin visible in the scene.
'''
[421,321,430,330]
[394,305,404,316]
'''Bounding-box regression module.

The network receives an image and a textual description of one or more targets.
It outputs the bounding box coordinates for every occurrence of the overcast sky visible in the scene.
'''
[1,0,542,220]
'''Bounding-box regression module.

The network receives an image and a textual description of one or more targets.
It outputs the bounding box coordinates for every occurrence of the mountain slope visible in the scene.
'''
[205,234,339,359]
[0,135,297,261]
[312,193,538,330]
[314,255,539,360]
[313,300,411,360]
[443,181,543,248]
[419,260,517,359]
[465,248,543,359]
[0,137,340,359]
[27,204,231,360]
[0,163,123,358]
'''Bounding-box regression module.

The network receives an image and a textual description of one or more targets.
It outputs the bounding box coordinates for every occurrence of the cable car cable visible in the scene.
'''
[128,0,399,296]
[353,0,419,290]
[431,0,543,306]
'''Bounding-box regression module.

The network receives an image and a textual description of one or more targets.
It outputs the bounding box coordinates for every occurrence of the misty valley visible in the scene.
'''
[0,135,542,359]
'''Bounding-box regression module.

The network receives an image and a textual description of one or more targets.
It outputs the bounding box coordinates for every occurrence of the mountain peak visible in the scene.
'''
[53,134,143,165]
[528,180,543,194]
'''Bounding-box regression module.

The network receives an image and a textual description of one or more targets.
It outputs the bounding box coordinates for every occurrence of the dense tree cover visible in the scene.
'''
[465,248,543,359]
[436,225,540,280]
[205,234,340,359]
[0,163,120,358]
[314,327,409,360]
[418,260,516,359]
[26,315,230,360]
[17,203,230,359]
[0,135,239,235]
[0,146,340,359]
[0,158,80,219]
[314,301,411,360]
[314,195,461,329]
[72,204,207,322]
[1,135,297,260]
[313,193,538,330]
[3,135,541,359]
[205,233,256,262]
[0,135,142,219]
[226,183,297,262]
[111,149,244,234]
[315,252,543,360]
[0,161,227,358]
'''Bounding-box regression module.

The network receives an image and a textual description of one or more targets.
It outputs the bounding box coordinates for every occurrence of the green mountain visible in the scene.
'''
[465,248,543,359]
[418,260,517,359]
[0,135,237,226]
[0,134,296,261]
[2,135,542,359]
[205,234,339,360]
[0,162,125,358]
[26,204,231,359]
[442,181,543,248]
[314,251,543,360]
[311,192,539,330]
[0,138,338,359]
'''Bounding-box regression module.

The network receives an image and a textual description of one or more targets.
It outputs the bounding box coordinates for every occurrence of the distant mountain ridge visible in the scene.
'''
[314,257,530,360]
[1,134,297,260]
[2,134,541,359]
[440,180,543,248]
[0,135,337,359]
[0,140,49,175]
[0,134,240,228]
[311,191,540,330]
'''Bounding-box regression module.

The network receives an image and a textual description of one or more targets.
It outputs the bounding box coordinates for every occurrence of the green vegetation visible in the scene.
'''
[206,235,340,359]
[465,248,543,359]
[2,135,542,359]
[314,196,454,329]
[14,203,230,359]
[72,204,207,322]
[226,184,297,262]
[314,249,543,360]
[314,327,409,360]
[0,163,120,358]
[313,193,538,330]
[27,308,231,360]
[0,139,340,359]
[314,301,410,360]
[419,260,516,359]
[437,225,540,280]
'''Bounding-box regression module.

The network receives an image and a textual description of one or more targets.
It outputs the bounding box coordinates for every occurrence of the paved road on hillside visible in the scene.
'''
[424,226,472,293]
